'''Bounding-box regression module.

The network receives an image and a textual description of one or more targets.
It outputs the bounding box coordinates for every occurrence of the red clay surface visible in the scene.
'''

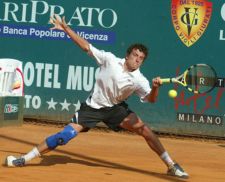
[0,124,225,182]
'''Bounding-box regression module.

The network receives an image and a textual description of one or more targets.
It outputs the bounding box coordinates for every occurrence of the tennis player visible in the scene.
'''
[5,15,188,179]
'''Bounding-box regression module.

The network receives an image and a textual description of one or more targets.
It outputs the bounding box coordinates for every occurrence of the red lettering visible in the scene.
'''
[174,88,225,114]
[214,88,225,111]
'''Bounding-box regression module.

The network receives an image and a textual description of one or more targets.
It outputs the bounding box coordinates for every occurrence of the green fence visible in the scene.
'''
[0,0,224,137]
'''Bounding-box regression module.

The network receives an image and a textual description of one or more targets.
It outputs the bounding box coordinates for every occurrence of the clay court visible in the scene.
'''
[0,124,225,182]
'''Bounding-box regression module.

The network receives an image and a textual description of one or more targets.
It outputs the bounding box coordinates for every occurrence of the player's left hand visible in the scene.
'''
[152,77,162,88]
[49,14,68,31]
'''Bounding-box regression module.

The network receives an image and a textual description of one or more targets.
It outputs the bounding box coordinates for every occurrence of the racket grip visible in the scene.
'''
[161,78,171,84]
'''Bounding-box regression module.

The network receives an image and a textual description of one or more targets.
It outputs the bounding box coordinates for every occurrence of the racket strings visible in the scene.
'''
[185,65,217,93]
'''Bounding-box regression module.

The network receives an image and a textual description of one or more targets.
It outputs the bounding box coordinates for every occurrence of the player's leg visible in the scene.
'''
[119,113,170,162]
[5,123,84,167]
[106,103,176,167]
[119,113,189,179]
[5,102,103,167]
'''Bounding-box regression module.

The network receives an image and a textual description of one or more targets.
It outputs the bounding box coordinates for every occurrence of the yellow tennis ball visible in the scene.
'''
[168,89,177,98]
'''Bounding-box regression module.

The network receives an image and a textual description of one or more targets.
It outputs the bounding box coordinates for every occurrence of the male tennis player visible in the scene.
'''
[5,15,188,179]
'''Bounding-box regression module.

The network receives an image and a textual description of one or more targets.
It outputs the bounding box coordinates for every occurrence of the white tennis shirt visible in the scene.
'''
[85,44,151,109]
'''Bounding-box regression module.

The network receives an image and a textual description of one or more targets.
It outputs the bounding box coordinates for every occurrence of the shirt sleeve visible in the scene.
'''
[88,44,115,65]
[134,76,151,102]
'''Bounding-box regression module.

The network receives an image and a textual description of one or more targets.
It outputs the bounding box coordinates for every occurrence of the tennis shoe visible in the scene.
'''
[5,156,25,167]
[167,163,189,179]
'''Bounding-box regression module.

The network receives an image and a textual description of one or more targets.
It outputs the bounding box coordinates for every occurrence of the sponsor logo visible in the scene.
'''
[177,112,223,125]
[173,66,225,126]
[4,104,18,113]
[0,24,115,43]
[0,1,118,43]
[219,3,225,40]
[221,3,225,21]
[0,1,118,28]
[171,0,212,47]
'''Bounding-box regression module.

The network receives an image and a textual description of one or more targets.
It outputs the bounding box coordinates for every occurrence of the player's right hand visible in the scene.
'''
[152,77,162,88]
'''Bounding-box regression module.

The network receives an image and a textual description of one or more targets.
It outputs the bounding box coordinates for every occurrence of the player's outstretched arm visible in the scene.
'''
[147,77,162,103]
[50,14,90,53]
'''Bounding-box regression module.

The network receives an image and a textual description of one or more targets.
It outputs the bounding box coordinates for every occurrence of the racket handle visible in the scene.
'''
[161,78,171,84]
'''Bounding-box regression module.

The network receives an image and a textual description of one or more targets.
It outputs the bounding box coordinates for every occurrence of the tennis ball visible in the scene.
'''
[168,89,177,98]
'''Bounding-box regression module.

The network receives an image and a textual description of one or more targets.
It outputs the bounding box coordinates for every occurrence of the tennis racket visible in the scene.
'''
[161,64,217,94]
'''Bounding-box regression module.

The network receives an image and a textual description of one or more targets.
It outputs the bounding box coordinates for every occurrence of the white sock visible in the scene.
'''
[160,151,175,167]
[22,147,41,162]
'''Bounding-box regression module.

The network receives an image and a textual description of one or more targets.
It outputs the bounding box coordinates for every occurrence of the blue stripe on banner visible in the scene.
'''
[0,24,116,44]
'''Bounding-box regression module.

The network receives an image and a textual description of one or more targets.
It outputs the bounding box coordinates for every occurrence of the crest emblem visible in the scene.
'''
[171,0,212,47]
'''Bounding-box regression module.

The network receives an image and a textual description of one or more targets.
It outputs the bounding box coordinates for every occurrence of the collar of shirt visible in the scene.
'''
[119,58,141,77]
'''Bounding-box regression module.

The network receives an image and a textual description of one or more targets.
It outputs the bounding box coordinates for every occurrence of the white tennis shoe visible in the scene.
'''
[167,163,189,179]
[5,155,25,167]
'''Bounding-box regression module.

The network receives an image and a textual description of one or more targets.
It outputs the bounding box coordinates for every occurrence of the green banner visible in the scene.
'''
[0,0,224,137]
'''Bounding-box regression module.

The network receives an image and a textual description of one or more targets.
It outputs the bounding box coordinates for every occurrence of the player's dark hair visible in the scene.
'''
[126,43,148,60]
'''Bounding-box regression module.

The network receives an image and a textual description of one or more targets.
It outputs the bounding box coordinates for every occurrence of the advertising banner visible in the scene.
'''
[0,0,224,137]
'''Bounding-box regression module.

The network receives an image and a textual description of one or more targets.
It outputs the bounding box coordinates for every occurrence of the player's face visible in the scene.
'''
[125,48,145,71]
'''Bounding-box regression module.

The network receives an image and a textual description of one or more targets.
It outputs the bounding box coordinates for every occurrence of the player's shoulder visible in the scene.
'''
[104,51,123,64]
[132,70,149,85]
[90,44,116,57]
[133,69,147,79]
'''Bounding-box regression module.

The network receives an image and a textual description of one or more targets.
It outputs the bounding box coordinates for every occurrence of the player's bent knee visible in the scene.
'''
[46,125,78,149]
[136,124,148,135]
